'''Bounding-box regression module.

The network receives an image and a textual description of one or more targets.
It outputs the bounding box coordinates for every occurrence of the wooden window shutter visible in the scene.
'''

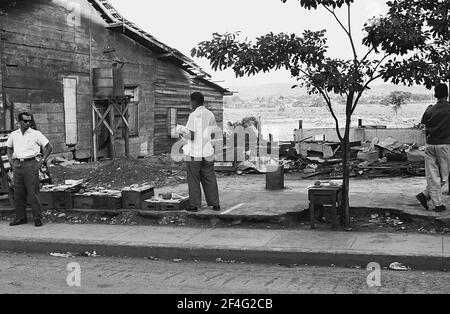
[167,107,178,138]
[63,77,78,145]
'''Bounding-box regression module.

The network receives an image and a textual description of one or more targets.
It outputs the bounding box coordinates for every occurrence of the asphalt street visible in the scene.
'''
[0,252,449,294]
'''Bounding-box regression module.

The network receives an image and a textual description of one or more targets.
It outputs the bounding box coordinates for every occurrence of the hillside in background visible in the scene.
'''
[228,83,307,99]
[228,82,432,100]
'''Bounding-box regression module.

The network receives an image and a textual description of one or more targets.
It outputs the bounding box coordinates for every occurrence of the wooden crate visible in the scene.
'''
[73,194,95,209]
[122,187,154,209]
[52,191,73,209]
[141,199,162,211]
[93,194,122,210]
[39,190,54,210]
[141,197,189,211]
[160,197,189,211]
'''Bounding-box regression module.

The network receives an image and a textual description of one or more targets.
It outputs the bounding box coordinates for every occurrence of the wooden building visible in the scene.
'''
[0,0,230,159]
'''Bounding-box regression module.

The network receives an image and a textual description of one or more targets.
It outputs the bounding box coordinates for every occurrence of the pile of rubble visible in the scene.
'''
[50,156,84,167]
[277,136,426,179]
[49,156,187,189]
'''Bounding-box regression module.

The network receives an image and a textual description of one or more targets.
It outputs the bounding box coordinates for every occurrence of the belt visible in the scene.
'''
[17,157,36,162]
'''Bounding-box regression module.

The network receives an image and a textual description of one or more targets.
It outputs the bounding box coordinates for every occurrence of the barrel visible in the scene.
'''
[265,165,284,190]
[93,67,124,99]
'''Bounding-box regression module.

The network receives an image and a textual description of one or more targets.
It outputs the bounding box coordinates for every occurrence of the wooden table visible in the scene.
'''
[308,186,343,229]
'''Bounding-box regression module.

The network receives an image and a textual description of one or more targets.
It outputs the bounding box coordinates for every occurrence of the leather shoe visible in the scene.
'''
[212,205,221,211]
[186,207,198,212]
[34,219,43,227]
[9,218,28,226]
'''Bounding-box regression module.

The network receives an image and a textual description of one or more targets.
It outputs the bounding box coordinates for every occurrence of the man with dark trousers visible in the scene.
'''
[180,92,220,212]
[416,83,450,212]
[6,112,53,227]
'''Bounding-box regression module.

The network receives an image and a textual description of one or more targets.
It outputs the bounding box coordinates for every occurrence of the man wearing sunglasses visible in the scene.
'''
[6,112,53,227]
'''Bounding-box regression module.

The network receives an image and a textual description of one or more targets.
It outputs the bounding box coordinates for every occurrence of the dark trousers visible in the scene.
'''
[186,157,220,208]
[13,159,42,220]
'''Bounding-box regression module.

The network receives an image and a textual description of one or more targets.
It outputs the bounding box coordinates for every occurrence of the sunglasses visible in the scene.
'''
[20,120,32,124]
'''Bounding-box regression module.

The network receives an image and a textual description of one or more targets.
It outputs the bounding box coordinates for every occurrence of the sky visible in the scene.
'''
[107,0,389,88]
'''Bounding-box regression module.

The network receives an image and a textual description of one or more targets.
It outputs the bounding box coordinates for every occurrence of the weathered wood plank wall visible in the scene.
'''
[0,0,91,157]
[0,0,224,158]
[154,60,224,155]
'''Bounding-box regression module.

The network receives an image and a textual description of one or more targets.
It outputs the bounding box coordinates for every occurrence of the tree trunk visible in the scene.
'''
[342,93,354,229]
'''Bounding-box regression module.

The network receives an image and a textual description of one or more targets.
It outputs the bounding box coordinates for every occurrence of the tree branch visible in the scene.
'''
[351,74,383,114]
[322,4,357,61]
[347,4,358,62]
[317,88,343,142]
[350,54,391,114]
[360,47,375,64]
[322,5,349,36]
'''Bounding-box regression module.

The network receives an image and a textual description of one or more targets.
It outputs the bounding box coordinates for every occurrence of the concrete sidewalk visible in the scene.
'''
[0,222,448,271]
[154,175,450,224]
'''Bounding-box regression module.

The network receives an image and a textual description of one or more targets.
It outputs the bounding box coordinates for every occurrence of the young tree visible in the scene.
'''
[381,91,412,114]
[191,0,449,229]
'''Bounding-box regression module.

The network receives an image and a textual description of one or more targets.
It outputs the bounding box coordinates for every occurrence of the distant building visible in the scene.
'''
[0,0,230,159]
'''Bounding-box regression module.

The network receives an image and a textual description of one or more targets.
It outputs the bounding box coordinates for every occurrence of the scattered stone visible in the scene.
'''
[231,219,243,226]
[389,262,410,271]
[50,252,74,258]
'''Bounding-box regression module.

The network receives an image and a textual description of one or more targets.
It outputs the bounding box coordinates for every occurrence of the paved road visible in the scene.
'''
[0,252,449,294]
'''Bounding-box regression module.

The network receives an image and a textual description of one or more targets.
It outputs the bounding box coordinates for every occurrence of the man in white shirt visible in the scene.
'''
[180,92,220,212]
[6,112,53,227]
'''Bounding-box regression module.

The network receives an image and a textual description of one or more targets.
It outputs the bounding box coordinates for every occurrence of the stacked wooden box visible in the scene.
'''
[72,190,122,210]
[40,180,82,210]
[142,193,189,211]
[40,182,189,212]
[121,185,154,209]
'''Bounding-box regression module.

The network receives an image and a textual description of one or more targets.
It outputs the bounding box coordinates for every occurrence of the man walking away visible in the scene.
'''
[416,83,450,212]
[6,112,53,227]
[180,92,220,212]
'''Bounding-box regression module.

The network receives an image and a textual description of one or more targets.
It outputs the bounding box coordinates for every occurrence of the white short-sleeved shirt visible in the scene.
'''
[6,128,50,159]
[182,106,217,158]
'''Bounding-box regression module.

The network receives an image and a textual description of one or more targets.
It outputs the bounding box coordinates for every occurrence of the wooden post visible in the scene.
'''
[109,101,115,159]
[234,132,238,163]
[223,134,227,162]
[92,102,98,162]
[122,98,130,157]
[257,116,262,157]
[269,133,273,142]
[0,31,6,130]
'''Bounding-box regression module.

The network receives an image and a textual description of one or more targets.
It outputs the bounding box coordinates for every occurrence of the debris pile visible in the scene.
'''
[275,136,426,179]
[41,180,84,193]
[49,156,186,189]
[50,156,83,167]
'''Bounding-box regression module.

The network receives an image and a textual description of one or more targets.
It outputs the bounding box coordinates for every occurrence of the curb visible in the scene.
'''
[0,207,299,224]
[0,237,448,271]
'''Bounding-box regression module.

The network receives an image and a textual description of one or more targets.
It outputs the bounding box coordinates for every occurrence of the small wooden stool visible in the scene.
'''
[308,186,343,229]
